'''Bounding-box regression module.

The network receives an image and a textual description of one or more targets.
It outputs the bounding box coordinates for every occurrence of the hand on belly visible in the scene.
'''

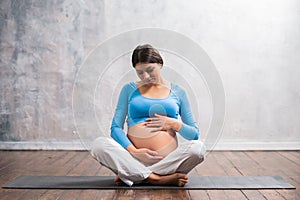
[127,122,178,157]
[130,148,164,165]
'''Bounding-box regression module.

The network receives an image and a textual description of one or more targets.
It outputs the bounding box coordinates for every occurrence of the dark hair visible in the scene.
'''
[131,44,163,68]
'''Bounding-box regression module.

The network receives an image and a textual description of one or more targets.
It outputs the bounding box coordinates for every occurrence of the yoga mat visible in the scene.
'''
[2,176,295,190]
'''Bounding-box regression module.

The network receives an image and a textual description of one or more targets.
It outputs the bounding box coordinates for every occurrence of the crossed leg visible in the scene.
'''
[91,137,206,187]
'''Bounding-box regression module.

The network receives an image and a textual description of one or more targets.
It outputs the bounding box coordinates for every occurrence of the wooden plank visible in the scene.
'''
[225,151,290,200]
[246,151,299,200]
[71,152,117,200]
[0,151,38,176]
[75,190,105,200]
[169,190,190,199]
[90,157,118,199]
[36,151,88,199]
[134,189,154,200]
[211,152,248,200]
[41,151,90,199]
[188,190,210,200]
[187,164,210,200]
[73,155,109,200]
[0,150,299,199]
[18,151,74,199]
[223,151,267,199]
[196,152,223,176]
[114,190,135,200]
[194,152,248,200]
[57,190,83,200]
[195,152,229,200]
[241,190,267,200]
[1,151,55,200]
[278,151,300,165]
[245,151,300,179]
[0,151,20,170]
[37,190,66,200]
[258,190,288,200]
[152,189,171,200]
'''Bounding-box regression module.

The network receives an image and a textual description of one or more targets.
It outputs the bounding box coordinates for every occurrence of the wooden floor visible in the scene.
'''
[0,150,299,200]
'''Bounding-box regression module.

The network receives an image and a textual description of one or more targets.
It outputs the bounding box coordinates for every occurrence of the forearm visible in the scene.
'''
[110,126,132,149]
[178,123,199,140]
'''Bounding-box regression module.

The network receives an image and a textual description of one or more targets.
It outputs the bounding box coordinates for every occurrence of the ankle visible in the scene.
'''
[147,173,160,183]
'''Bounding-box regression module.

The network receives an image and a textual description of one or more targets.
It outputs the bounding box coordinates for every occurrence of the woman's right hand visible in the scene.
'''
[127,145,163,165]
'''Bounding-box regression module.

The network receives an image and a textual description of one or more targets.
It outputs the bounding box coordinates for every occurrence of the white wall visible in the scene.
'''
[0,0,299,150]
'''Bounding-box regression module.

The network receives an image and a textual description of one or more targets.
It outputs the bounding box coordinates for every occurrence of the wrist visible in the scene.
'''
[172,120,182,132]
[126,144,137,154]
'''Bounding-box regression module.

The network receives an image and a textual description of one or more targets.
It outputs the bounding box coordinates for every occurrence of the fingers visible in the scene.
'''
[149,127,162,132]
[146,149,159,156]
[146,118,164,127]
[178,179,188,187]
[146,121,162,127]
[145,154,163,162]
[146,150,163,160]
[177,174,188,186]
[146,114,168,131]
[134,148,161,157]
[146,114,164,121]
[148,153,164,159]
[131,152,163,165]
[179,177,188,183]
[145,149,163,160]
[146,117,160,122]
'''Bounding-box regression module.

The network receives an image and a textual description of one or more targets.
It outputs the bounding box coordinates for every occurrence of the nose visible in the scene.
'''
[143,72,150,79]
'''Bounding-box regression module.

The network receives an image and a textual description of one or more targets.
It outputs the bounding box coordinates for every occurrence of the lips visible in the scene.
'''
[144,78,154,83]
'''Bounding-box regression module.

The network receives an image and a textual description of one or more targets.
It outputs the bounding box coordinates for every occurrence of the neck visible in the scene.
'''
[138,79,170,90]
[152,77,165,86]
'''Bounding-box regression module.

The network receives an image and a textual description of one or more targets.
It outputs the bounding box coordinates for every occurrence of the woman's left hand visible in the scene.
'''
[146,113,181,133]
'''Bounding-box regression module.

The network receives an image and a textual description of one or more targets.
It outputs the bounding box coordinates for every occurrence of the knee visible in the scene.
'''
[188,140,206,161]
[90,137,110,159]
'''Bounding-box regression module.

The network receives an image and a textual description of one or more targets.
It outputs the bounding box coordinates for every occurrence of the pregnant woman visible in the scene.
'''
[91,44,206,187]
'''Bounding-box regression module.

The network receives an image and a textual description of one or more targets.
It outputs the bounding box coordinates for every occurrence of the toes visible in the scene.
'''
[114,175,125,186]
[178,180,187,187]
[177,173,188,180]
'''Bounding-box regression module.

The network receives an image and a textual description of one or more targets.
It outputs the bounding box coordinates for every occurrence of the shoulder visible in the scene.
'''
[121,82,137,90]
[119,82,137,96]
[171,83,187,96]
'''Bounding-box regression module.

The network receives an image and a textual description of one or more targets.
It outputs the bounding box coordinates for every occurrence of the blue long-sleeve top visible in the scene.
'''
[110,82,200,149]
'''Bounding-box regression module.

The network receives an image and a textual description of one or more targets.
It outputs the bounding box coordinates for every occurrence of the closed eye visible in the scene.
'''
[136,67,154,75]
[146,68,154,73]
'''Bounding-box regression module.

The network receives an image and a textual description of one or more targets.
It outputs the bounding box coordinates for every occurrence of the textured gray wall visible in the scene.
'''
[0,0,299,150]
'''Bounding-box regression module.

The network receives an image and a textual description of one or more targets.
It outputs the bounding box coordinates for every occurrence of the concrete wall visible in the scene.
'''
[0,0,299,150]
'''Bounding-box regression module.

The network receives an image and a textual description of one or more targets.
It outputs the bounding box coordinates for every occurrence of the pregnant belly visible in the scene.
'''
[127,122,178,157]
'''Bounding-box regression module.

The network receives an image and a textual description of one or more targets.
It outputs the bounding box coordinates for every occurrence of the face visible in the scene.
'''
[135,63,162,85]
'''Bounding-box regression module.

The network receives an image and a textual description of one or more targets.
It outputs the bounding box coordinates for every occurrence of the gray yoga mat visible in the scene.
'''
[2,176,295,190]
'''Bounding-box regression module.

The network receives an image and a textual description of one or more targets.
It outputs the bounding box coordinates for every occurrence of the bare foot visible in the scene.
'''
[114,175,126,186]
[146,172,188,187]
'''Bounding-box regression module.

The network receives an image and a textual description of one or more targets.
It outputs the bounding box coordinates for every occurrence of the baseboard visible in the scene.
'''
[0,140,300,151]
[212,141,300,151]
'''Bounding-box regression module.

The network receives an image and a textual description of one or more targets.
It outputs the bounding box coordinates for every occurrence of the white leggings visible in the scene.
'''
[90,135,206,186]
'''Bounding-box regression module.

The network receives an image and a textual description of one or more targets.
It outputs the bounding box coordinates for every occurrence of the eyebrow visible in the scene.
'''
[136,66,153,72]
